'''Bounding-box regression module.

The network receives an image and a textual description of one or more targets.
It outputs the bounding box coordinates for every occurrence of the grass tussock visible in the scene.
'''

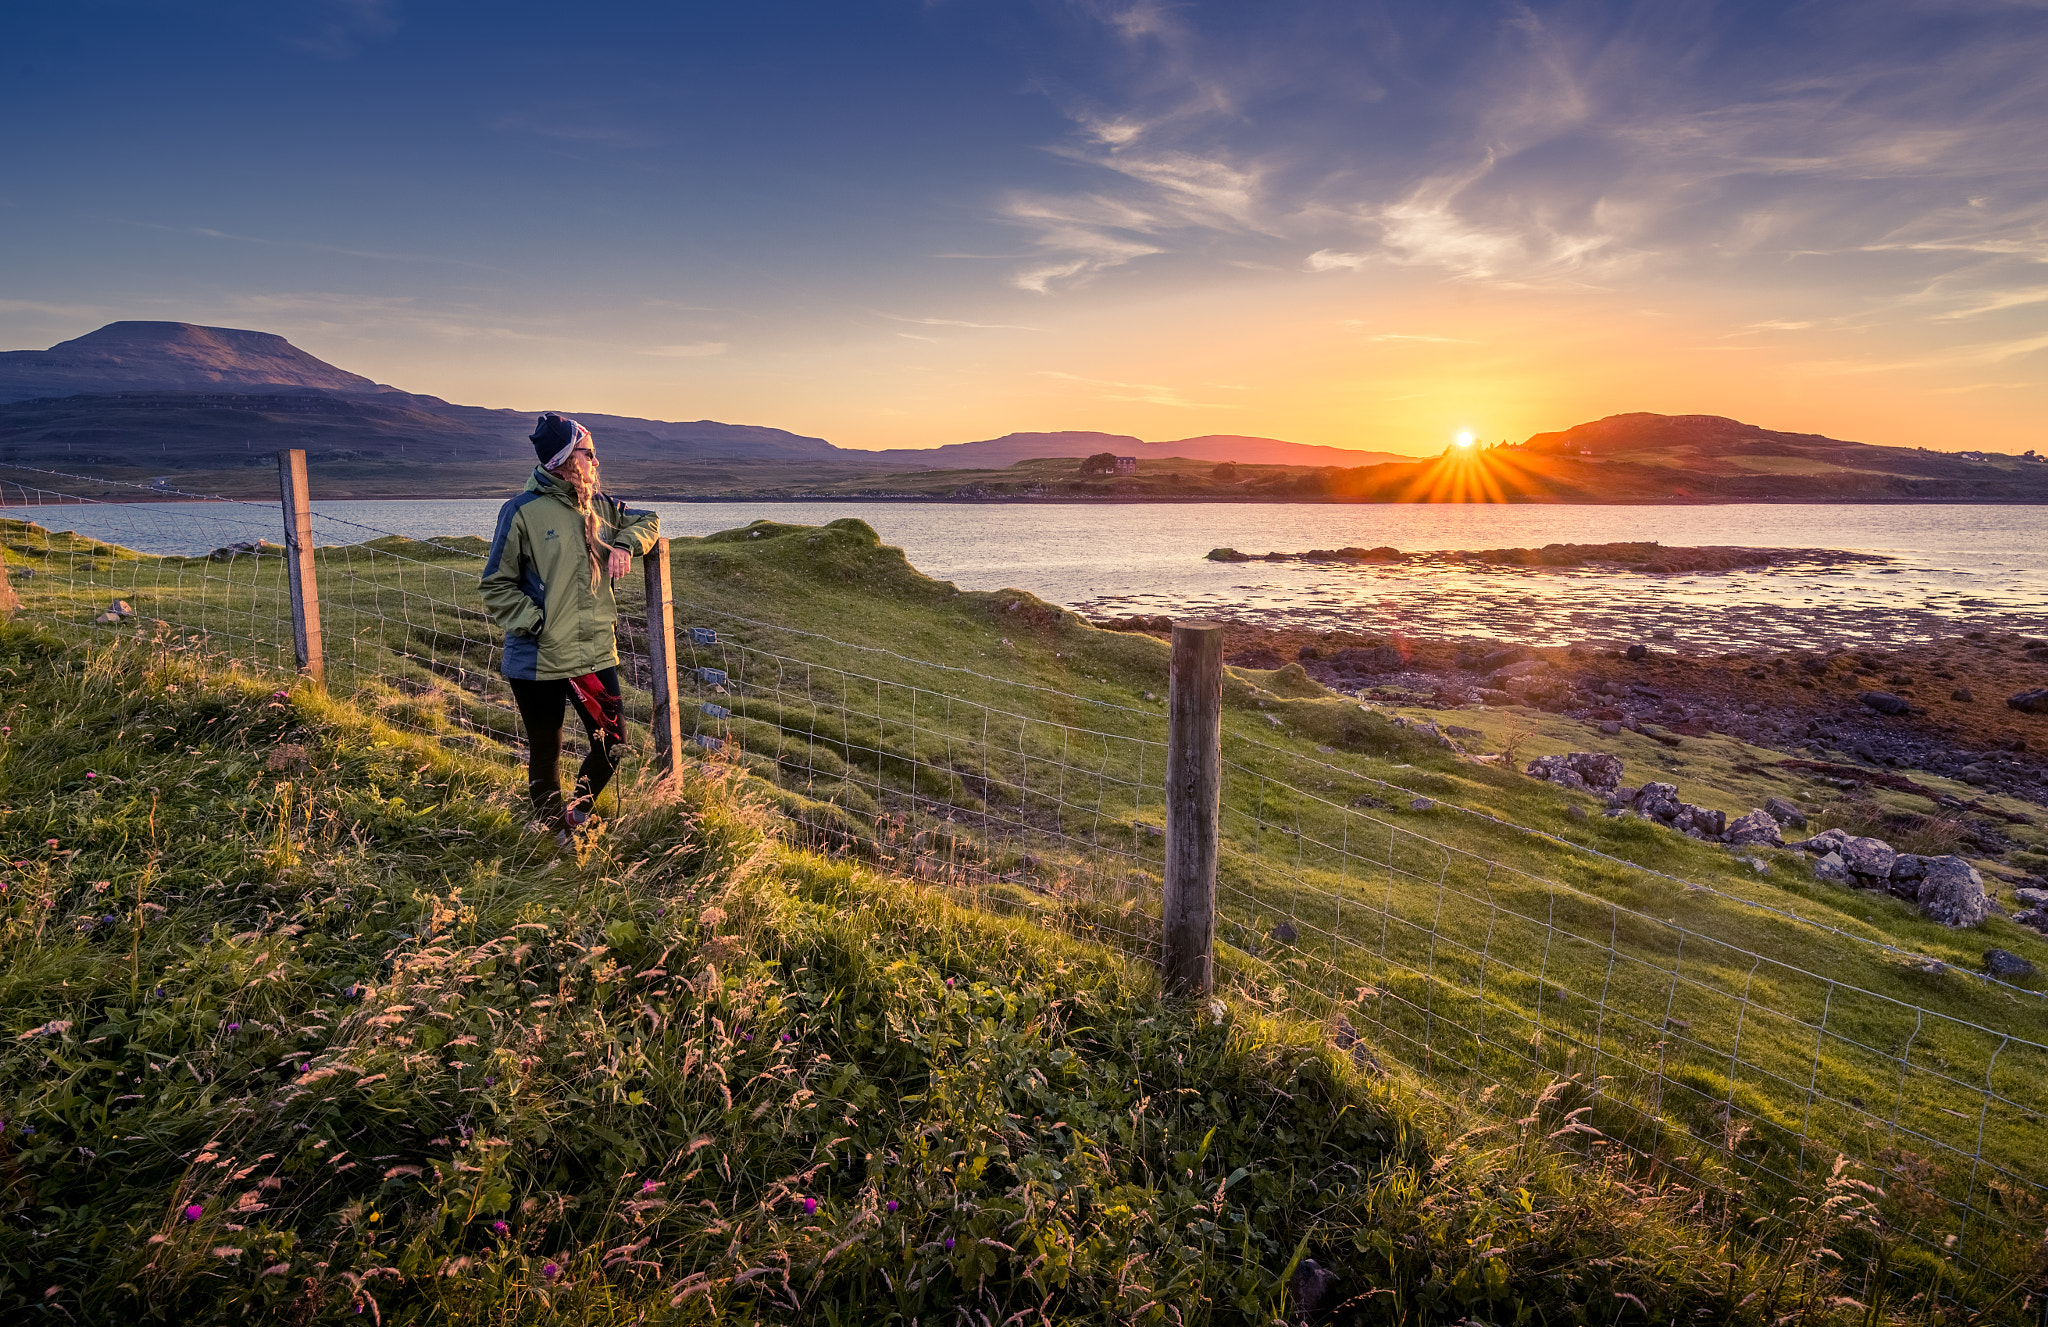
[0,624,2034,1322]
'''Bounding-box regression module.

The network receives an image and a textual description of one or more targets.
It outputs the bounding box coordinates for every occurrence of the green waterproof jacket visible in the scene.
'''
[480,467,661,680]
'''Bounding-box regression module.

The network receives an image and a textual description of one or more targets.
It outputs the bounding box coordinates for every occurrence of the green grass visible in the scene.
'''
[0,621,1948,1324]
[6,513,2048,1316]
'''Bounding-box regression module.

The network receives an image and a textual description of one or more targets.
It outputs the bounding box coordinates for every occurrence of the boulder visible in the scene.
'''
[1725,810,1784,847]
[1634,782,1681,821]
[1525,751,1625,792]
[1625,643,1649,661]
[1951,686,1973,702]
[2012,909,2048,936]
[1859,691,1911,715]
[1488,659,1550,683]
[1916,856,1990,928]
[1984,948,2036,979]
[1671,804,1726,839]
[1608,784,1640,808]
[1792,828,1849,855]
[2014,887,2048,908]
[1839,835,1897,883]
[1763,796,1808,829]
[1812,851,1853,885]
[1332,645,1404,672]
[2009,689,2048,714]
[1206,548,1252,562]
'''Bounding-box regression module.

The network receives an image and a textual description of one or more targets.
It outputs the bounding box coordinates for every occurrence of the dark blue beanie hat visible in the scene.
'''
[530,412,590,467]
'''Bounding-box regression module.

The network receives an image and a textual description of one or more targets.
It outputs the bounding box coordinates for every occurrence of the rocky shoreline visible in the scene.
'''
[1204,540,1893,573]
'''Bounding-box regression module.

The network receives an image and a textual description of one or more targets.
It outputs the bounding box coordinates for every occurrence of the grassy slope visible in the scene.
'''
[0,622,1905,1325]
[644,520,2048,1299]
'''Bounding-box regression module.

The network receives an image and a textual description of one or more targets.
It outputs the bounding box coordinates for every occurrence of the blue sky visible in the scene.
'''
[4,0,2045,452]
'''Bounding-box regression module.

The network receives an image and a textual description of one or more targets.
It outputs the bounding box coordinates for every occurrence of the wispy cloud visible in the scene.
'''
[643,342,727,358]
[872,311,1040,330]
[285,0,401,59]
[995,0,2048,341]
[104,216,507,272]
[1036,369,1237,408]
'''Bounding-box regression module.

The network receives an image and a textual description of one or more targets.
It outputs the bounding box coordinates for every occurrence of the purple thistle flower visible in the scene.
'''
[226,1023,240,1032]
[641,1180,661,1193]
[945,1237,955,1250]
[802,1197,817,1215]
[781,1032,792,1043]
[886,1200,899,1213]
[540,1262,560,1281]
[183,1204,203,1221]
[491,1220,509,1236]
[483,1076,496,1086]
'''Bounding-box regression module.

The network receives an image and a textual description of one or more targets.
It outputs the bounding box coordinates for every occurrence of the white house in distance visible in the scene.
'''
[1114,456,1137,474]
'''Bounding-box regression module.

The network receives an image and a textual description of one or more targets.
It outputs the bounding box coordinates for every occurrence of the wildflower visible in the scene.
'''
[944,977,954,988]
[226,1023,240,1032]
[272,691,289,700]
[484,1076,496,1087]
[491,1220,510,1237]
[802,1197,817,1215]
[21,1126,33,1135]
[540,1262,560,1281]
[781,1032,792,1043]
[641,1180,661,1193]
[86,772,96,780]
[945,1237,955,1250]
[886,1200,899,1213]
[183,1204,203,1221]
[103,914,118,924]
[45,840,57,849]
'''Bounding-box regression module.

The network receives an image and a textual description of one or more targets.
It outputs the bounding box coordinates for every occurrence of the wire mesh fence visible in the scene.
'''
[0,467,301,677]
[667,597,1173,959]
[0,460,672,774]
[1209,735,2048,1303]
[5,452,2046,1308]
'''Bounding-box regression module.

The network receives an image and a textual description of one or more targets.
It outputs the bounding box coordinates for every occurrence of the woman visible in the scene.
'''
[481,412,661,838]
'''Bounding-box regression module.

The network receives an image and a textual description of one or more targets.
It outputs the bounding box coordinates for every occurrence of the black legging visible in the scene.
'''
[508,667,625,823]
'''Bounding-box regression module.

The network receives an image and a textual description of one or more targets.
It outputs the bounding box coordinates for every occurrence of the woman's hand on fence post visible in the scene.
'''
[607,546,632,580]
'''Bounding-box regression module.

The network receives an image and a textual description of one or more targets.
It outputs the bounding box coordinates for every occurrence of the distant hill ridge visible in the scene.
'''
[0,321,1419,467]
[0,321,384,399]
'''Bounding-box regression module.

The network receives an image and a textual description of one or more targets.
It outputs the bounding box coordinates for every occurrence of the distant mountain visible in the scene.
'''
[0,324,1421,474]
[860,430,1416,469]
[0,322,388,401]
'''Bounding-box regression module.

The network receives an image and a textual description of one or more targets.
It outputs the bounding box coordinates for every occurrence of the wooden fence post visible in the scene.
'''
[1163,619,1223,998]
[275,449,323,686]
[641,537,683,781]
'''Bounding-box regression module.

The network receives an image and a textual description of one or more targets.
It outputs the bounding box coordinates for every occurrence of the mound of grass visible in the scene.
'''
[0,623,1942,1323]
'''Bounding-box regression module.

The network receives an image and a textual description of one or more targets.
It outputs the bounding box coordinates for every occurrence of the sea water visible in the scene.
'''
[7,498,2046,650]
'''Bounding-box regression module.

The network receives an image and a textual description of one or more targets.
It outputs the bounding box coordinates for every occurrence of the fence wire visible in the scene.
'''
[668,599,1171,960]
[1209,737,2048,1304]
[5,456,2046,1309]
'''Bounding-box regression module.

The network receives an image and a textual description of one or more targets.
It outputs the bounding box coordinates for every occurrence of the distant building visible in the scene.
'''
[1114,456,1137,474]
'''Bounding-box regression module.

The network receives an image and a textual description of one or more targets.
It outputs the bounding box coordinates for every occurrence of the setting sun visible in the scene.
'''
[1454,432,1475,448]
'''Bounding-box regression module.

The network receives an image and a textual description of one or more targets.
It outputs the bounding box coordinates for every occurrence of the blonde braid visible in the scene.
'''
[565,461,612,590]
